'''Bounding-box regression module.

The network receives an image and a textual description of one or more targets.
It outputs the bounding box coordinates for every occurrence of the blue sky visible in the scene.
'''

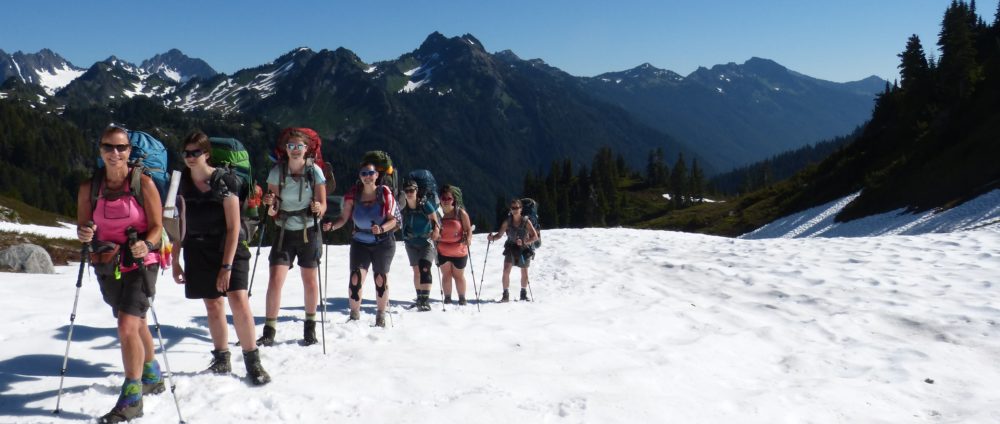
[2,0,982,83]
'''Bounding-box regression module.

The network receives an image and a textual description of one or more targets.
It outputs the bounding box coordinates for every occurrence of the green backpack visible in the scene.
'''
[209,137,262,236]
[361,150,397,194]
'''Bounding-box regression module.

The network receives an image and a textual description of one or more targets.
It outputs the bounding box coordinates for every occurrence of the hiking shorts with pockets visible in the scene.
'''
[96,265,159,319]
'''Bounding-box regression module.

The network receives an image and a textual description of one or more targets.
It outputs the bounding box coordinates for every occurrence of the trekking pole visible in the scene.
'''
[475,239,492,310]
[467,240,481,313]
[247,213,268,297]
[314,215,327,354]
[372,220,395,327]
[432,240,446,312]
[127,227,185,423]
[149,302,185,423]
[54,223,92,415]
[520,250,535,302]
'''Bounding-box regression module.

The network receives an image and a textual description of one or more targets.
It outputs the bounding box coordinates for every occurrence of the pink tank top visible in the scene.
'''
[93,172,158,268]
[437,211,468,258]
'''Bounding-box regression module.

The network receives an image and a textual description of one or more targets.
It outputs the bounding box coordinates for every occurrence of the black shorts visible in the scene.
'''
[269,226,322,269]
[437,253,468,269]
[96,265,158,319]
[183,236,251,299]
[349,237,395,275]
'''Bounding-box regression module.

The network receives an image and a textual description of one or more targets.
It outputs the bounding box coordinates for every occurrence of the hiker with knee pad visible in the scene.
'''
[76,126,164,423]
[400,178,440,311]
[170,131,271,385]
[487,198,538,302]
[259,128,327,346]
[326,161,399,327]
[437,184,472,305]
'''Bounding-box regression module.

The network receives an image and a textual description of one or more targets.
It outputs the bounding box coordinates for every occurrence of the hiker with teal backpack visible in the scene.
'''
[487,198,539,302]
[325,158,399,327]
[400,177,440,312]
[75,126,165,423]
[169,131,271,386]
[437,184,473,305]
[259,128,327,346]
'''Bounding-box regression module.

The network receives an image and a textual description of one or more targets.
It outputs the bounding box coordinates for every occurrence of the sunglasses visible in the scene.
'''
[183,149,204,158]
[286,143,307,151]
[100,143,130,153]
[441,196,454,201]
[359,170,377,177]
[404,188,417,193]
[510,206,522,210]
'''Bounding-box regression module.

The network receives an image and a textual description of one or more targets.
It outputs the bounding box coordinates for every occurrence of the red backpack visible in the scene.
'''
[274,127,336,194]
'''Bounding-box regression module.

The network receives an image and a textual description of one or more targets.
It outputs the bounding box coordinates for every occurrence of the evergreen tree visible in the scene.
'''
[545,160,562,229]
[995,0,1000,27]
[938,0,982,100]
[688,159,705,203]
[898,34,931,91]
[616,153,628,178]
[559,159,573,227]
[669,153,688,208]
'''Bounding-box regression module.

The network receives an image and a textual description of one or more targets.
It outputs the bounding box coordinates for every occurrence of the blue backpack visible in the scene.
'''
[92,129,170,209]
[401,169,442,241]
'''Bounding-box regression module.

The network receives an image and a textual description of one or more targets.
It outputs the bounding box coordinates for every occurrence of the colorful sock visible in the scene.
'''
[265,318,277,329]
[305,313,316,322]
[141,360,161,384]
[116,379,142,408]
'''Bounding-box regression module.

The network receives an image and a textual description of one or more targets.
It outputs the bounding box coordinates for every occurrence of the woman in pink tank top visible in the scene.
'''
[436,184,472,305]
[75,126,163,423]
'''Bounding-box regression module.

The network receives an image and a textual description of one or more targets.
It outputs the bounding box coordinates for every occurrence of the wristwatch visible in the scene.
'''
[221,263,233,271]
[143,240,154,253]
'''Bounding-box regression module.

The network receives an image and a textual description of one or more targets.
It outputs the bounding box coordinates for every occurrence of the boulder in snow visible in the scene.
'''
[0,243,55,274]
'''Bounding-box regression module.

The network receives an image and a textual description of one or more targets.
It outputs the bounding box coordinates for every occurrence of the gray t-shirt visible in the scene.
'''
[267,163,326,230]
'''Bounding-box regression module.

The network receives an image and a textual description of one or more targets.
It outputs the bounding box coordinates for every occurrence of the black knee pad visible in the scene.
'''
[349,269,363,301]
[374,273,388,298]
[418,259,432,285]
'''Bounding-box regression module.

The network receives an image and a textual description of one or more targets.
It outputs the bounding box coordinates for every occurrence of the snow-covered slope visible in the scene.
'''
[1,219,998,422]
[742,189,1000,239]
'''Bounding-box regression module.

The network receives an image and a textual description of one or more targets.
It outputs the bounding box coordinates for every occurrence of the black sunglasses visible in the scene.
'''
[183,149,205,158]
[404,188,417,193]
[100,143,130,153]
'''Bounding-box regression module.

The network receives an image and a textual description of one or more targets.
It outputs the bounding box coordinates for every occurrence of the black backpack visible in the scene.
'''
[515,197,541,249]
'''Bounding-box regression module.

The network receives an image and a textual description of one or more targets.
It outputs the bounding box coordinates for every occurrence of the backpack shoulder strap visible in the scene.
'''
[89,168,105,213]
[278,161,287,199]
[130,166,145,209]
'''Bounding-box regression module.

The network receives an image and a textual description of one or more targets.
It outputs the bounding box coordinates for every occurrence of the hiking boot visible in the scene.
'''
[444,295,452,305]
[349,310,360,321]
[500,290,510,303]
[257,325,276,347]
[458,296,467,306]
[98,379,142,423]
[205,349,231,375]
[141,360,164,395]
[520,288,530,301]
[243,348,272,386]
[417,297,431,312]
[303,320,318,346]
[375,311,386,328]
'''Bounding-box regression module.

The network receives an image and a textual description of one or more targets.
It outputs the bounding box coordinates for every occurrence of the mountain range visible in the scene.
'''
[0,34,882,172]
[0,32,885,221]
[583,59,884,169]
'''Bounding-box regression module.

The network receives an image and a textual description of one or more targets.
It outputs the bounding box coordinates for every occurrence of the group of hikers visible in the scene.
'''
[70,126,539,422]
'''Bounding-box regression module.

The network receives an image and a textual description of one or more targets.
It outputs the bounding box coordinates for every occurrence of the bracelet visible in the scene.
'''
[221,263,233,271]
[143,240,154,252]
